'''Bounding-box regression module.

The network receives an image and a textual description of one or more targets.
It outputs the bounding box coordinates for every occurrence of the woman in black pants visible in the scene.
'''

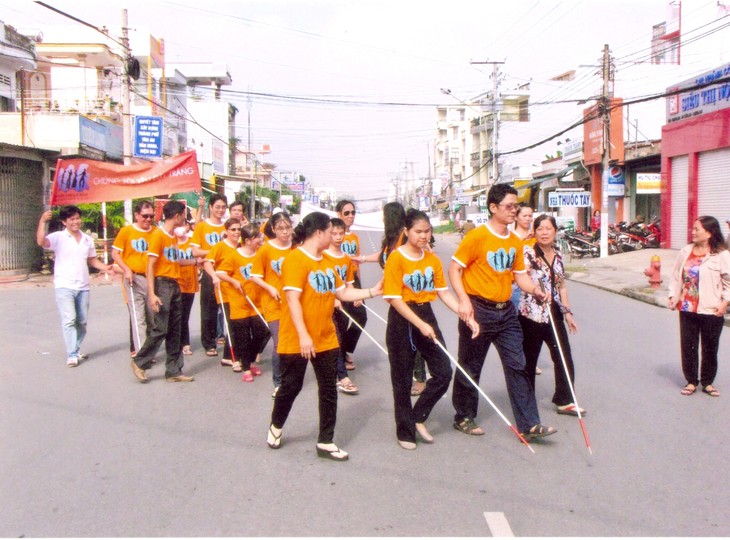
[383,209,479,449]
[517,214,584,416]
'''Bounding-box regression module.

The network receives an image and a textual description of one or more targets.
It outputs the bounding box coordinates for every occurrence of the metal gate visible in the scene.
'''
[697,148,730,225]
[0,157,44,274]
[670,155,689,249]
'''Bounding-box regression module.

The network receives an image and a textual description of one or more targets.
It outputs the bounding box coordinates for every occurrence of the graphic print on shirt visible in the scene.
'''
[334,264,348,282]
[308,268,337,294]
[131,238,149,252]
[487,247,516,273]
[271,257,284,275]
[205,232,222,246]
[163,245,179,262]
[403,267,436,293]
[177,247,194,260]
[239,263,253,280]
[342,240,357,256]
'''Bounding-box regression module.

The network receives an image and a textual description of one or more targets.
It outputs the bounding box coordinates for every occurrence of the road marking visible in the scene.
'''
[484,512,514,537]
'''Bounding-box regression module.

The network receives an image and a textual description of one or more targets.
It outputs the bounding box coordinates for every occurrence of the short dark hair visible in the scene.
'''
[133,200,153,214]
[335,200,355,213]
[487,184,518,215]
[59,205,82,221]
[162,200,185,220]
[229,200,244,212]
[209,194,227,207]
[224,217,241,230]
[330,217,346,230]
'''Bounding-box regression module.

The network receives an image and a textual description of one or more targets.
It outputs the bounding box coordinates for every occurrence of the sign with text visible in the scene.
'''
[636,172,661,194]
[133,115,163,158]
[605,166,625,197]
[666,62,730,123]
[548,190,592,208]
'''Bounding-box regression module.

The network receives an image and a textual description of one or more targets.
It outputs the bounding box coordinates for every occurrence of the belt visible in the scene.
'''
[155,276,178,284]
[471,295,511,310]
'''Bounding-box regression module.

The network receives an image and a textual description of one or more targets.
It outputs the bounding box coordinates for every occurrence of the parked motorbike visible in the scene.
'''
[563,229,599,258]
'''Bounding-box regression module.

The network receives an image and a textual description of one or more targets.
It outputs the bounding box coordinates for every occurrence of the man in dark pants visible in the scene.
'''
[191,194,228,357]
[130,200,195,383]
[448,184,556,439]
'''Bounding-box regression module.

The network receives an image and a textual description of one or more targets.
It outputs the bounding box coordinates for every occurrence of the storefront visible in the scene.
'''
[661,62,730,248]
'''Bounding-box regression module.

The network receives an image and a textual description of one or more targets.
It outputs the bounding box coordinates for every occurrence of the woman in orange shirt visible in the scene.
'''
[267,211,382,461]
[383,209,479,449]
[215,224,271,381]
[175,221,200,356]
[252,211,294,398]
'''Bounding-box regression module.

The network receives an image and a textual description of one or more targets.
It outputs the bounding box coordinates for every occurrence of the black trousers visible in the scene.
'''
[341,276,367,355]
[271,348,339,444]
[134,277,184,377]
[519,309,575,407]
[386,304,453,443]
[180,292,195,347]
[231,315,271,371]
[199,272,218,350]
[679,311,725,387]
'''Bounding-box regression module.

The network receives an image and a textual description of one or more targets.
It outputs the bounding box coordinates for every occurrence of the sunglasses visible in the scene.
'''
[342,210,356,216]
[140,214,154,219]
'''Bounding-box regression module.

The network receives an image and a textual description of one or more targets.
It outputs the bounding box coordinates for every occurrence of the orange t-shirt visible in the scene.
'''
[176,236,199,294]
[216,248,262,319]
[112,224,156,274]
[277,247,344,355]
[323,249,355,285]
[451,223,525,302]
[253,240,292,322]
[383,246,447,303]
[206,239,239,304]
[148,227,180,281]
[190,219,225,252]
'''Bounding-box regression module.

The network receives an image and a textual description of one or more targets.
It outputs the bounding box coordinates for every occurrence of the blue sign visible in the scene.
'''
[133,115,163,158]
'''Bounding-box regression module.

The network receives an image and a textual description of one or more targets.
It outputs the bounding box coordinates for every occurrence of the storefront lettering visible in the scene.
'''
[548,191,591,208]
[681,93,700,112]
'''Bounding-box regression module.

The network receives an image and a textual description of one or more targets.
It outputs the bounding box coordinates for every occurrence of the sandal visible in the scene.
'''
[206,348,218,357]
[680,384,697,396]
[316,443,349,461]
[702,385,720,397]
[453,418,485,436]
[242,372,254,382]
[524,424,557,439]
[267,425,282,449]
[337,377,359,395]
[557,403,586,416]
[182,346,193,356]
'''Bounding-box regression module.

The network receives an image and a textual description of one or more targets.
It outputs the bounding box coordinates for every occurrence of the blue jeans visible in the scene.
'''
[55,288,89,360]
[451,295,541,434]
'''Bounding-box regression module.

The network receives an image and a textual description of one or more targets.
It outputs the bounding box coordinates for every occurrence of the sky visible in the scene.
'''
[3,0,730,207]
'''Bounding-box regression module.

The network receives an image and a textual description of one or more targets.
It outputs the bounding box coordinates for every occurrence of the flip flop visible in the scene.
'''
[702,385,720,397]
[681,384,697,396]
[557,403,586,416]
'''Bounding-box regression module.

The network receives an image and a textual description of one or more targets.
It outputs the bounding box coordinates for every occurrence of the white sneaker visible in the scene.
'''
[66,356,79,367]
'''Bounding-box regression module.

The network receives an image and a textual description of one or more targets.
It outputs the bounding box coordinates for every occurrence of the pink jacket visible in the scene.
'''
[668,245,730,315]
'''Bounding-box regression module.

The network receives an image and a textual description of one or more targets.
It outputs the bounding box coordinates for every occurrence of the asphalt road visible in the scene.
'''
[1,231,729,537]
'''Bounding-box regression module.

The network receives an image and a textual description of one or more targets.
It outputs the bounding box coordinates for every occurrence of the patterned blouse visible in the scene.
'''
[678,253,704,313]
[518,245,566,324]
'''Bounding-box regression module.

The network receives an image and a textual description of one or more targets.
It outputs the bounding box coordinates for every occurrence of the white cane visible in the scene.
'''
[339,307,388,357]
[432,338,535,453]
[242,291,270,330]
[546,302,593,455]
[217,286,238,364]
[128,279,142,352]
[363,302,387,325]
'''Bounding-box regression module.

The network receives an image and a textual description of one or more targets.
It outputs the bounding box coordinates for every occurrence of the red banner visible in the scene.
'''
[50,151,202,205]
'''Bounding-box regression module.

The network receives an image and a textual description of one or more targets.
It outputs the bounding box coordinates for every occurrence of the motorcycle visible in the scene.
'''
[563,228,599,258]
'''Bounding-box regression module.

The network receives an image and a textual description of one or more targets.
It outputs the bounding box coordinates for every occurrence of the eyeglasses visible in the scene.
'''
[342,210,356,216]
[274,225,292,232]
[140,214,154,219]
[498,203,517,211]
[228,227,242,232]
[211,205,227,210]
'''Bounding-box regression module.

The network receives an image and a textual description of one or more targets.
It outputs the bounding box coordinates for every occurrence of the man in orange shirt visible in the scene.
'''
[111,200,156,356]
[449,184,556,440]
[131,200,195,383]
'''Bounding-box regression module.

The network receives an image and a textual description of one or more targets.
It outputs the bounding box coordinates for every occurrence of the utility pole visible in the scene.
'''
[247,93,254,220]
[470,60,504,186]
[599,44,612,259]
[121,9,133,224]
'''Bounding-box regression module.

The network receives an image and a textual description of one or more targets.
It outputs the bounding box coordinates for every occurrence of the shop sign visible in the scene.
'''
[605,166,625,197]
[636,172,661,194]
[548,190,591,208]
[666,62,730,123]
